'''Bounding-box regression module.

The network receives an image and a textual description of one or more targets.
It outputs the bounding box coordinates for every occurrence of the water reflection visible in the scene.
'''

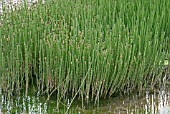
[77,84,170,114]
[0,84,170,114]
[0,93,48,114]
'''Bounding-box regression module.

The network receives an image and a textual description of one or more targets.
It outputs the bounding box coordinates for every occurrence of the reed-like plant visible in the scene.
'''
[0,0,169,111]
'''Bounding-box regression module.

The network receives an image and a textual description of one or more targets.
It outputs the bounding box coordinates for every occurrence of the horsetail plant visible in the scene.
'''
[0,0,169,112]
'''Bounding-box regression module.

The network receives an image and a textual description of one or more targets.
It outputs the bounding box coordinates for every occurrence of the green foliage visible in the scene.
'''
[0,0,169,109]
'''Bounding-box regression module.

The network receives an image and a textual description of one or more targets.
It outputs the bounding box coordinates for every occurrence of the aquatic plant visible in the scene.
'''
[0,0,169,111]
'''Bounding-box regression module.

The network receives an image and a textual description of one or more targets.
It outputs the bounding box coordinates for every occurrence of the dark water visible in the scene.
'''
[0,83,170,114]
[78,84,170,114]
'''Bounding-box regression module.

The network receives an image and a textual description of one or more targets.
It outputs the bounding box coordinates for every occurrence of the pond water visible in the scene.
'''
[82,84,170,114]
[0,83,170,114]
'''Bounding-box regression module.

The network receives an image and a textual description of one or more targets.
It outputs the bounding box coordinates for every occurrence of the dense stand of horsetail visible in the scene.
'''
[0,0,169,111]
